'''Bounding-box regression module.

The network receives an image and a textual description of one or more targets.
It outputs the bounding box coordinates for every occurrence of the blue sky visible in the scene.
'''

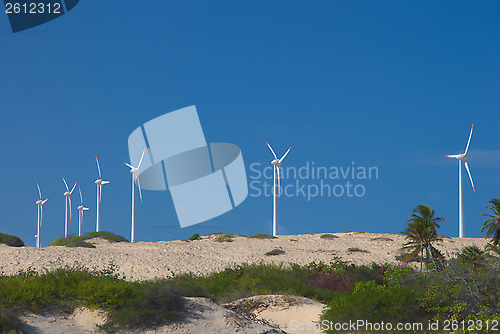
[1,1,499,246]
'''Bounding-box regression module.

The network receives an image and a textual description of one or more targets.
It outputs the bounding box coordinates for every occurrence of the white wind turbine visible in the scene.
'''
[77,186,90,237]
[35,182,48,248]
[95,156,110,232]
[124,147,146,243]
[62,178,77,238]
[266,142,291,237]
[446,123,476,238]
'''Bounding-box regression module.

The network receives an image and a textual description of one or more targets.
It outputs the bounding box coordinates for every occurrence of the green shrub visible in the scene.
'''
[82,231,129,243]
[370,237,393,241]
[187,233,200,241]
[50,231,128,247]
[265,249,285,256]
[347,247,370,253]
[459,245,489,267]
[0,233,24,247]
[49,237,95,248]
[322,280,429,332]
[320,233,339,239]
[250,234,276,239]
[214,234,234,242]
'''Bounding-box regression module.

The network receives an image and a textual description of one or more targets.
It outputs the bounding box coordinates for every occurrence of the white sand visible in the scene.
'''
[0,232,490,281]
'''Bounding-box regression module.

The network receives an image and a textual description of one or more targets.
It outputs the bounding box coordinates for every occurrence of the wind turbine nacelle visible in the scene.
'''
[271,159,281,167]
[77,205,84,210]
[95,179,102,185]
[36,200,43,205]
[64,192,71,197]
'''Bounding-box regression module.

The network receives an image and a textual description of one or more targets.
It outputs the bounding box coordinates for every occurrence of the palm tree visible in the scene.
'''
[400,205,444,270]
[481,198,500,246]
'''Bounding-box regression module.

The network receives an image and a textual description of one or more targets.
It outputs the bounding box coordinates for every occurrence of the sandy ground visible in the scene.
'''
[0,232,490,281]
[0,232,492,333]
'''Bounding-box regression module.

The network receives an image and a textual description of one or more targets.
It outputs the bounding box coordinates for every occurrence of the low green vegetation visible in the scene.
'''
[187,233,200,241]
[49,232,128,248]
[321,255,500,333]
[347,247,369,253]
[1,251,499,333]
[0,233,24,247]
[250,234,276,239]
[264,248,285,256]
[214,234,234,242]
[370,236,393,242]
[320,233,339,239]
[0,259,383,333]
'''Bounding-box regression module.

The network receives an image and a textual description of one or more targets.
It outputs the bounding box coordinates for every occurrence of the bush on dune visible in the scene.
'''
[321,258,500,333]
[49,231,128,248]
[0,233,24,247]
[250,234,276,239]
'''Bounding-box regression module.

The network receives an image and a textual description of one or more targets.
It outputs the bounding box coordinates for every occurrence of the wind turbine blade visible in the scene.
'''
[101,181,110,185]
[279,146,292,163]
[124,162,134,169]
[99,185,102,202]
[266,142,278,159]
[78,186,83,204]
[138,147,146,169]
[36,182,42,199]
[95,156,102,179]
[464,162,475,192]
[136,175,143,203]
[42,198,48,205]
[40,206,43,227]
[464,123,474,155]
[70,182,77,195]
[62,177,69,191]
[277,166,281,198]
[446,155,459,158]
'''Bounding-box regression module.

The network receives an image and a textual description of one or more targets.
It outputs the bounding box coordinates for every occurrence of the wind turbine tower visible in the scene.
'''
[35,182,48,248]
[446,124,476,238]
[124,148,146,243]
[266,142,291,237]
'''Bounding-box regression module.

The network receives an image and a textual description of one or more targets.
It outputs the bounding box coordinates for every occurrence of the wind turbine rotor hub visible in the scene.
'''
[36,200,43,205]
[95,179,102,185]
[271,159,281,166]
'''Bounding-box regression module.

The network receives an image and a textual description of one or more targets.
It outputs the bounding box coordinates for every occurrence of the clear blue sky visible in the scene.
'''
[1,1,499,246]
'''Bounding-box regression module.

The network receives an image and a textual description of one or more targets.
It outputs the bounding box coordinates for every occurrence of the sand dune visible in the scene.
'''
[0,232,490,281]
[1,232,491,333]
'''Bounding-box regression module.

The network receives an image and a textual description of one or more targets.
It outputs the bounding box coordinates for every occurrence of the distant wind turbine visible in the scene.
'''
[446,123,476,238]
[62,178,77,238]
[35,182,48,248]
[124,147,146,243]
[77,186,90,237]
[266,142,291,237]
[95,156,110,232]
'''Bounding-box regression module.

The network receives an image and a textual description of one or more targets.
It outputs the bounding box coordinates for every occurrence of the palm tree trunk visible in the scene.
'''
[492,220,500,246]
[420,248,423,271]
